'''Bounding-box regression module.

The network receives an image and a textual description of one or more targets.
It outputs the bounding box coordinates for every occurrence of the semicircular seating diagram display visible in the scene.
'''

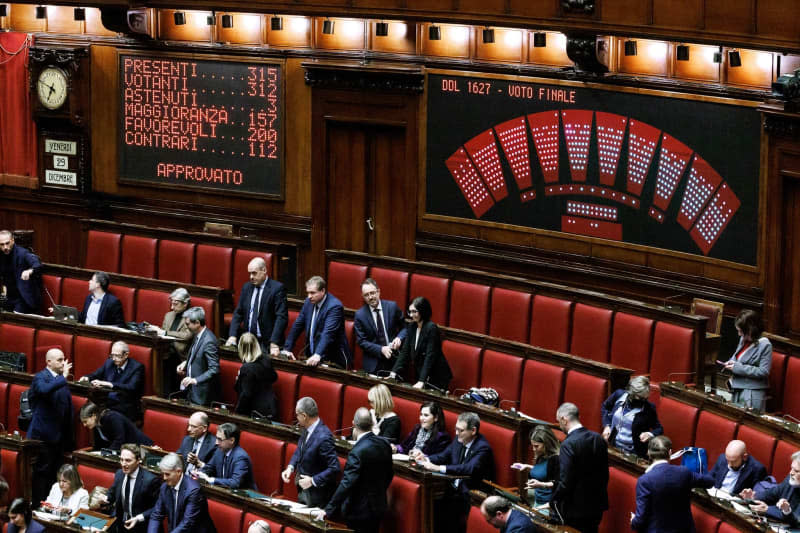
[443,110,741,256]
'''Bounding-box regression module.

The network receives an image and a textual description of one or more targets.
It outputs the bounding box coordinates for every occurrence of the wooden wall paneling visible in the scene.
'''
[782,173,800,335]
[404,0,455,11]
[91,45,118,196]
[528,32,571,67]
[474,28,525,64]
[591,244,649,267]
[600,0,651,25]
[284,57,313,218]
[368,21,416,55]
[652,0,703,29]
[756,2,800,41]
[46,5,83,35]
[703,0,754,35]
[8,4,45,32]
[370,125,412,257]
[507,0,558,19]
[315,18,366,51]
[725,49,774,89]
[421,24,472,59]
[326,122,370,253]
[458,0,506,15]
[85,8,117,36]
[157,10,213,42]
[216,13,264,45]
[266,16,311,48]
[672,44,721,83]
[617,38,669,77]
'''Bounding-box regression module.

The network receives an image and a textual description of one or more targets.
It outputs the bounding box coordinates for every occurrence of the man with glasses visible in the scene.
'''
[106,444,161,533]
[79,340,145,421]
[177,411,217,474]
[354,278,407,374]
[147,288,193,394]
[741,451,800,526]
[414,412,495,533]
[281,397,340,507]
[193,422,257,490]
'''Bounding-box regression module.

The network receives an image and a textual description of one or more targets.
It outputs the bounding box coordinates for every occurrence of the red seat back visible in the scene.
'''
[782,357,800,419]
[121,235,158,278]
[769,351,788,413]
[530,295,573,353]
[736,424,777,474]
[142,410,189,451]
[135,288,170,326]
[691,504,722,533]
[284,310,305,352]
[599,467,637,533]
[158,240,196,284]
[218,358,240,406]
[562,371,608,432]
[73,336,113,381]
[0,382,9,429]
[609,312,654,374]
[35,330,74,369]
[369,267,410,309]
[41,274,62,310]
[489,288,531,344]
[274,370,299,424]
[520,359,565,422]
[480,350,523,405]
[658,397,699,449]
[717,524,743,533]
[239,432,285,495]
[449,281,490,334]
[694,411,737,464]
[72,395,92,449]
[297,376,343,430]
[0,324,36,372]
[128,344,154,396]
[342,386,369,431]
[6,384,26,434]
[0,449,20,499]
[85,230,121,272]
[243,513,283,533]
[385,476,421,533]
[76,464,115,492]
[194,245,233,290]
[233,249,273,304]
[480,422,515,486]
[61,277,87,311]
[282,443,300,500]
[208,500,243,532]
[466,504,496,533]
[327,262,368,309]
[773,439,795,480]
[409,274,449,325]
[108,285,135,324]
[442,341,482,396]
[570,304,613,362]
[393,397,419,436]
[649,321,696,384]
[344,319,356,355]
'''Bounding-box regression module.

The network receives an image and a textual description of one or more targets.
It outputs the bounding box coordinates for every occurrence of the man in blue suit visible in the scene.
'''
[709,439,768,496]
[480,495,536,533]
[79,271,125,327]
[28,348,74,504]
[281,397,341,507]
[353,278,407,374]
[148,453,216,533]
[319,407,393,533]
[0,230,42,313]
[176,412,217,475]
[631,436,714,532]
[226,257,288,355]
[418,412,495,533]
[194,422,256,490]
[106,444,162,533]
[79,340,145,420]
[283,276,350,368]
[177,307,219,406]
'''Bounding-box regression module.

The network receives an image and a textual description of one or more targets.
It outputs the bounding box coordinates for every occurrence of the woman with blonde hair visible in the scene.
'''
[368,383,401,443]
[235,332,278,419]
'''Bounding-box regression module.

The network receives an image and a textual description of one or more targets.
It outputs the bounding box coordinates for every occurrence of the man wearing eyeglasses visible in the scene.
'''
[354,278,407,374]
[177,412,217,475]
[79,340,145,421]
[193,423,257,490]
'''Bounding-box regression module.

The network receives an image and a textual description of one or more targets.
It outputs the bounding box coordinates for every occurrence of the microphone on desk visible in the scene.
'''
[499,399,520,412]
[666,371,696,384]
[211,401,229,411]
[783,414,800,425]
[43,286,58,310]
[334,426,354,440]
[662,293,686,310]
[424,380,448,395]
[251,411,272,423]
[168,390,188,403]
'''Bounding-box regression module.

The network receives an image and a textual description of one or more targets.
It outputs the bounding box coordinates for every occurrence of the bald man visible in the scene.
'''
[481,495,535,532]
[709,439,768,496]
[0,230,42,313]
[226,257,288,355]
[29,348,74,503]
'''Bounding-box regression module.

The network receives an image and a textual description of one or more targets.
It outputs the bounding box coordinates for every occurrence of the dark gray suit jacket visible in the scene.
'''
[185,328,220,406]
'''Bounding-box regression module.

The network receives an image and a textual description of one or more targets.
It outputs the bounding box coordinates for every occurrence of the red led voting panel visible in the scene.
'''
[494,117,533,193]
[625,120,661,197]
[445,147,494,218]
[562,216,622,240]
[690,183,741,254]
[464,129,508,201]
[561,110,593,182]
[595,112,628,186]
[678,154,722,230]
[653,134,693,211]
[527,111,561,183]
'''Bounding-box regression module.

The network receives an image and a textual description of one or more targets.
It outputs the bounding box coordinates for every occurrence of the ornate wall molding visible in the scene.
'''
[303,61,424,93]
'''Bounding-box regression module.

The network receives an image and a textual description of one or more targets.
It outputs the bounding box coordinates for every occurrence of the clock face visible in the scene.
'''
[37,67,69,110]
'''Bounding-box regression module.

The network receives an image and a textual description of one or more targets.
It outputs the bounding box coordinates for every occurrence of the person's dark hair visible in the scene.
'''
[79,401,101,421]
[458,412,480,432]
[735,309,763,341]
[57,464,84,492]
[529,425,560,458]
[8,498,31,525]
[93,271,110,291]
[410,296,432,322]
[120,443,142,459]
[421,401,447,434]
[0,476,9,502]
[361,278,379,291]
[647,435,672,461]
[218,423,241,446]
[306,276,326,291]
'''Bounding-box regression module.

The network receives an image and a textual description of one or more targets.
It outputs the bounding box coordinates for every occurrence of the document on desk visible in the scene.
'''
[266,498,306,510]
[706,488,735,501]
[392,454,410,461]
[730,501,752,516]
[290,506,322,515]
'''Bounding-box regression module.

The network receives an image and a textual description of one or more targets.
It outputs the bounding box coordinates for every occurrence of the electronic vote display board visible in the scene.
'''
[425,72,761,265]
[119,54,283,198]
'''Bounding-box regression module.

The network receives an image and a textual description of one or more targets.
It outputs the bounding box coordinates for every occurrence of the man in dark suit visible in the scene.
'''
[418,412,495,533]
[194,422,257,490]
[0,230,42,313]
[742,451,800,526]
[177,307,219,406]
[550,402,609,533]
[709,439,768,496]
[79,340,145,420]
[631,436,714,532]
[480,496,536,533]
[79,271,125,327]
[281,397,341,507]
[176,411,217,475]
[28,348,74,504]
[226,257,288,355]
[353,278,407,374]
[106,444,162,533]
[283,276,350,368]
[318,407,393,533]
[147,453,217,533]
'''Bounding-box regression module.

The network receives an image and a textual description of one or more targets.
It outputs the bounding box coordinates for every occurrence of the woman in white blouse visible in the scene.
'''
[44,464,89,515]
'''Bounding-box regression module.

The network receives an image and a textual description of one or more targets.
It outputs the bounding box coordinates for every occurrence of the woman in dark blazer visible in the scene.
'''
[7,498,31,533]
[389,296,453,391]
[393,401,451,456]
[235,333,278,420]
[79,402,154,451]
[601,375,663,458]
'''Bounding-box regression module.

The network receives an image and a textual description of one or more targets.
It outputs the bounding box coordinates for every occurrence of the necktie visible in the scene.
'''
[223,454,229,478]
[116,367,123,377]
[459,445,468,464]
[374,308,388,346]
[172,488,179,529]
[124,475,133,519]
[309,305,319,354]
[249,285,262,335]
